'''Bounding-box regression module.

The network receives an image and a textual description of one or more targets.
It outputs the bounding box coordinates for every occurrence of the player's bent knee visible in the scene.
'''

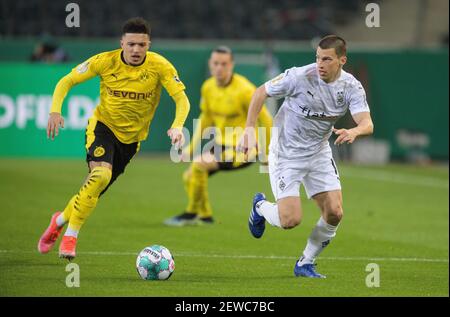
[281,216,301,229]
[278,197,302,229]
[335,209,344,222]
[327,205,344,224]
[93,166,112,186]
[279,209,302,229]
[83,166,112,197]
[183,168,192,181]
[192,161,208,173]
[89,160,112,170]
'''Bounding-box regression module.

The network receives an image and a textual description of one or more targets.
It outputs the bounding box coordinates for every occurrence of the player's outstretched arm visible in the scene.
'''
[237,85,268,157]
[168,91,191,149]
[257,104,273,163]
[47,57,101,140]
[46,74,75,140]
[333,112,374,145]
[245,85,268,128]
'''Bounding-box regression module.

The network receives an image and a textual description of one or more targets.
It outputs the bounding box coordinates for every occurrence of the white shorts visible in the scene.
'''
[268,147,341,200]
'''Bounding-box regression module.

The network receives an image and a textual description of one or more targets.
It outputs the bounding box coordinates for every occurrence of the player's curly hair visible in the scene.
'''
[319,35,346,57]
[122,17,151,36]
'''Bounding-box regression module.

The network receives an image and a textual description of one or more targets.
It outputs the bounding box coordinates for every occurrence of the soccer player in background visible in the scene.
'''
[38,17,190,260]
[164,46,273,226]
[238,35,374,278]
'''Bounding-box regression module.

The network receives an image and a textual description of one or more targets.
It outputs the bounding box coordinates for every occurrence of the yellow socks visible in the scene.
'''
[62,166,112,237]
[60,195,77,224]
[185,163,212,218]
[199,188,213,219]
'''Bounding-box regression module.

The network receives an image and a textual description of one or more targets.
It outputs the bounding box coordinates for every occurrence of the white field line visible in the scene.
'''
[0,250,447,263]
[342,169,449,189]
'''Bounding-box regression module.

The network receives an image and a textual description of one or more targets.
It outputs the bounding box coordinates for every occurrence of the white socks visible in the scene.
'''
[299,216,338,265]
[64,227,79,238]
[256,200,339,265]
[55,214,66,227]
[256,201,282,228]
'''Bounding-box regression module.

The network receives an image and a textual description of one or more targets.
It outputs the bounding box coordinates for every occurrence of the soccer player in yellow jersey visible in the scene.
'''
[37,17,190,260]
[164,46,273,226]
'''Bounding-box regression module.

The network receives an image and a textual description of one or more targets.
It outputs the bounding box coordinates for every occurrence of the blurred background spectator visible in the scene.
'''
[30,34,69,62]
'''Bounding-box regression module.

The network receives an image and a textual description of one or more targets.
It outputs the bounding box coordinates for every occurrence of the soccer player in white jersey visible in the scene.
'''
[237,35,374,278]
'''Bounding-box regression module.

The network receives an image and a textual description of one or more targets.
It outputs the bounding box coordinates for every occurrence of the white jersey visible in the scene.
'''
[265,63,370,159]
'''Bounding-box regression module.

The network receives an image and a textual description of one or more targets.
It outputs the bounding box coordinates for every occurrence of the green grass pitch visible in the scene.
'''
[0,157,448,296]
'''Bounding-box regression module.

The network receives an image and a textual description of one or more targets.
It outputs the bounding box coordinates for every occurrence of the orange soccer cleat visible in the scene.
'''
[38,212,64,254]
[59,235,77,260]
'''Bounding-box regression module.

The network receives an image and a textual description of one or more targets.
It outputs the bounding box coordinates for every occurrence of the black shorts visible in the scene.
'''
[85,119,139,194]
[208,144,253,176]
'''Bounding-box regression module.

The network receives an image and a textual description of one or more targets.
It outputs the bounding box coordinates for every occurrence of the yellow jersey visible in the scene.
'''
[191,73,272,151]
[51,49,186,144]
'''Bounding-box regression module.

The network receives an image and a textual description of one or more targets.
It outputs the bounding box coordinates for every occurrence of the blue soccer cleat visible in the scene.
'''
[248,193,266,238]
[294,261,326,278]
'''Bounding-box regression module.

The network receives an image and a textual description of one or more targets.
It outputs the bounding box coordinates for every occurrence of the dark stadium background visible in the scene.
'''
[0,0,448,298]
[1,0,448,162]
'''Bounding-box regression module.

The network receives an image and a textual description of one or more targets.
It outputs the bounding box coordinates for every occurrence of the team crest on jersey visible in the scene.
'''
[336,91,345,106]
[77,61,90,74]
[139,70,149,82]
[94,146,105,157]
[279,177,286,191]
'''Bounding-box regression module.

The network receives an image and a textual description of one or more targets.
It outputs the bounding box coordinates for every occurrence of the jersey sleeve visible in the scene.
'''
[264,67,297,99]
[160,59,186,97]
[50,53,106,113]
[70,53,107,83]
[348,81,370,115]
[257,105,273,155]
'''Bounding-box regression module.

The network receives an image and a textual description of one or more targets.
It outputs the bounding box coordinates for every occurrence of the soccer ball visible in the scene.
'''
[136,245,175,280]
